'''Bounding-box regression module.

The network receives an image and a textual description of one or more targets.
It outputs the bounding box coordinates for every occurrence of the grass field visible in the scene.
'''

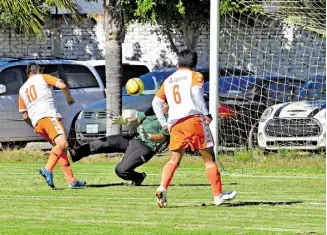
[0,149,325,235]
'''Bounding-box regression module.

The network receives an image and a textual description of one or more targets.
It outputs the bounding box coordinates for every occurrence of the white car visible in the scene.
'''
[0,58,106,147]
[258,77,326,150]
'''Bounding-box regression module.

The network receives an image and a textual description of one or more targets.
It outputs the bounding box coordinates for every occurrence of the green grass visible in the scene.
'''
[0,149,325,235]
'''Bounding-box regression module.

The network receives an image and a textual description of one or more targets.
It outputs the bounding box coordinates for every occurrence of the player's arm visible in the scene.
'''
[18,94,33,128]
[191,72,212,124]
[43,74,75,105]
[152,82,167,129]
[147,133,167,143]
[22,111,33,128]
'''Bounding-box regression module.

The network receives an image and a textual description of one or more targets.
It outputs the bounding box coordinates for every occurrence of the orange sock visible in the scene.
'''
[59,153,76,184]
[205,161,222,197]
[160,160,178,190]
[45,145,62,172]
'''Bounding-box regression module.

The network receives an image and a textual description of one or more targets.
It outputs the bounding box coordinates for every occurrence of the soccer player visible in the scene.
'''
[69,105,169,186]
[18,63,86,189]
[152,49,236,207]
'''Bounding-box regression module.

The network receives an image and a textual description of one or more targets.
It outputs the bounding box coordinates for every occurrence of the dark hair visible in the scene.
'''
[27,63,42,76]
[177,49,198,68]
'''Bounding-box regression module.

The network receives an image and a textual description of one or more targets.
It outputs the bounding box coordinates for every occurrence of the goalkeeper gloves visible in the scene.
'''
[112,116,130,126]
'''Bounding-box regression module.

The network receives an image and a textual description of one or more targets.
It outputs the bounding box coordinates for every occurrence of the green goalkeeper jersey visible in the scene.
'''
[135,111,168,151]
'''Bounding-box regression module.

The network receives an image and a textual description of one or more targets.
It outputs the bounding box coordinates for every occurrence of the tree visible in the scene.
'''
[122,0,261,55]
[0,0,78,39]
[123,0,209,55]
[103,0,124,135]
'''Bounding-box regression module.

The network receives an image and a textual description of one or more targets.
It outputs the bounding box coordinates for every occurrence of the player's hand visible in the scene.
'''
[66,96,75,105]
[113,116,129,125]
[204,114,212,125]
[162,125,169,133]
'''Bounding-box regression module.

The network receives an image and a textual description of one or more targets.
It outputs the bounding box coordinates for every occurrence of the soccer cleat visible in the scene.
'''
[69,180,86,189]
[155,187,167,208]
[39,168,55,188]
[131,172,147,186]
[213,191,237,206]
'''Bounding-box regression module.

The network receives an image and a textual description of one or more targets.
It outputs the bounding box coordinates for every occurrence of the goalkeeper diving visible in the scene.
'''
[69,104,169,186]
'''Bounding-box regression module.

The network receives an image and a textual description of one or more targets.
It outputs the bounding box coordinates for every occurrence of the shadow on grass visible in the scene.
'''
[85,182,239,188]
[168,201,303,208]
[86,182,126,188]
[224,200,303,207]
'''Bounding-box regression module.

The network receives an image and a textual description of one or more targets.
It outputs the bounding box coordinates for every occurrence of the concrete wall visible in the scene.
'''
[0,16,324,80]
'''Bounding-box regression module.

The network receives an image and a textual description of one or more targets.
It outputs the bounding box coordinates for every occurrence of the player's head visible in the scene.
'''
[177,49,198,69]
[162,102,169,114]
[27,63,42,76]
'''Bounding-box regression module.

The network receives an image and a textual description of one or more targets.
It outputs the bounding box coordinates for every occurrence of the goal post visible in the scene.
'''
[210,0,326,151]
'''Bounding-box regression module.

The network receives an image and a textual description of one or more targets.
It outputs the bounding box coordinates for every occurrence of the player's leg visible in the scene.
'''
[184,115,236,205]
[35,118,60,188]
[199,147,236,205]
[48,118,85,188]
[70,133,134,162]
[198,147,222,196]
[156,121,186,208]
[115,138,155,185]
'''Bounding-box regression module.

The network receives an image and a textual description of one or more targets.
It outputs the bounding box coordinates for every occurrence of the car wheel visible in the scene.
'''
[68,114,80,149]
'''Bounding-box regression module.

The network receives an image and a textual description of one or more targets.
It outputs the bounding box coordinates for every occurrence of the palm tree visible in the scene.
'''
[103,0,124,135]
[0,0,78,39]
[0,0,125,136]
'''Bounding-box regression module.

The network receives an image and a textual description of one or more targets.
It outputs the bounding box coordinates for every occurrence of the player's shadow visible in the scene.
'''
[86,182,126,188]
[140,182,238,187]
[169,200,303,209]
[223,200,303,207]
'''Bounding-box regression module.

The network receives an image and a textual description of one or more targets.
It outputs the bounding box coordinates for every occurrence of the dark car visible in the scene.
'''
[75,66,254,144]
[204,75,307,147]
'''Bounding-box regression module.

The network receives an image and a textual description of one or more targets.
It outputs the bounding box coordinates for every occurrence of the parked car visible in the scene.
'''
[257,75,326,151]
[0,58,106,147]
[204,75,307,147]
[75,66,254,144]
[85,60,152,87]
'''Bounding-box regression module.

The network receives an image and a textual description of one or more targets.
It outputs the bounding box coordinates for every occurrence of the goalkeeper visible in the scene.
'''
[69,104,169,186]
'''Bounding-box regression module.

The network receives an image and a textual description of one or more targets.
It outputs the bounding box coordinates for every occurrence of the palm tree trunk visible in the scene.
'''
[104,0,124,135]
[105,40,122,135]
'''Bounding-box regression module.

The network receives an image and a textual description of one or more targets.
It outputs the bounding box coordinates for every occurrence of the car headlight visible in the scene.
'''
[260,107,273,122]
[77,111,84,120]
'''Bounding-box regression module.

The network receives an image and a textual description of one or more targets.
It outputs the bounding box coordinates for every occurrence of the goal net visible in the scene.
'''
[216,0,326,150]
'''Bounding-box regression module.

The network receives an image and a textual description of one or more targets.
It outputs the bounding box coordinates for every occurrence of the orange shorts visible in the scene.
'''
[34,117,66,144]
[169,115,214,151]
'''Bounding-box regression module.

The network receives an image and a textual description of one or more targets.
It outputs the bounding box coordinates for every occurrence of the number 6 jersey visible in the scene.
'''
[18,74,62,127]
[154,68,209,130]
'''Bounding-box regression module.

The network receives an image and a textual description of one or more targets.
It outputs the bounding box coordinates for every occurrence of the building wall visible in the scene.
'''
[0,16,324,80]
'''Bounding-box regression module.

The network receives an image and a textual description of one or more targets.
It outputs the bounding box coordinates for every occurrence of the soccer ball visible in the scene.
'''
[125,78,144,96]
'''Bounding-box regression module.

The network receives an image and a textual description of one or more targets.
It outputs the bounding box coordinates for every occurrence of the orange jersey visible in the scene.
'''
[155,68,207,129]
[18,74,62,126]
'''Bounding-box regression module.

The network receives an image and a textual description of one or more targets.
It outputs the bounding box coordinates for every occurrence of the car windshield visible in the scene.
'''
[122,70,175,95]
[293,78,326,101]
[204,75,256,93]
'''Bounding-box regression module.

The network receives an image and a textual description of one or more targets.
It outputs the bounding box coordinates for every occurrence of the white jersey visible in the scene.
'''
[153,68,209,129]
[18,74,62,126]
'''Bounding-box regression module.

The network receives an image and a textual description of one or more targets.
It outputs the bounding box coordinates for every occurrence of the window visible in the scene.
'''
[61,65,99,89]
[0,67,24,94]
[94,64,150,87]
[123,64,150,85]
[94,65,106,87]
